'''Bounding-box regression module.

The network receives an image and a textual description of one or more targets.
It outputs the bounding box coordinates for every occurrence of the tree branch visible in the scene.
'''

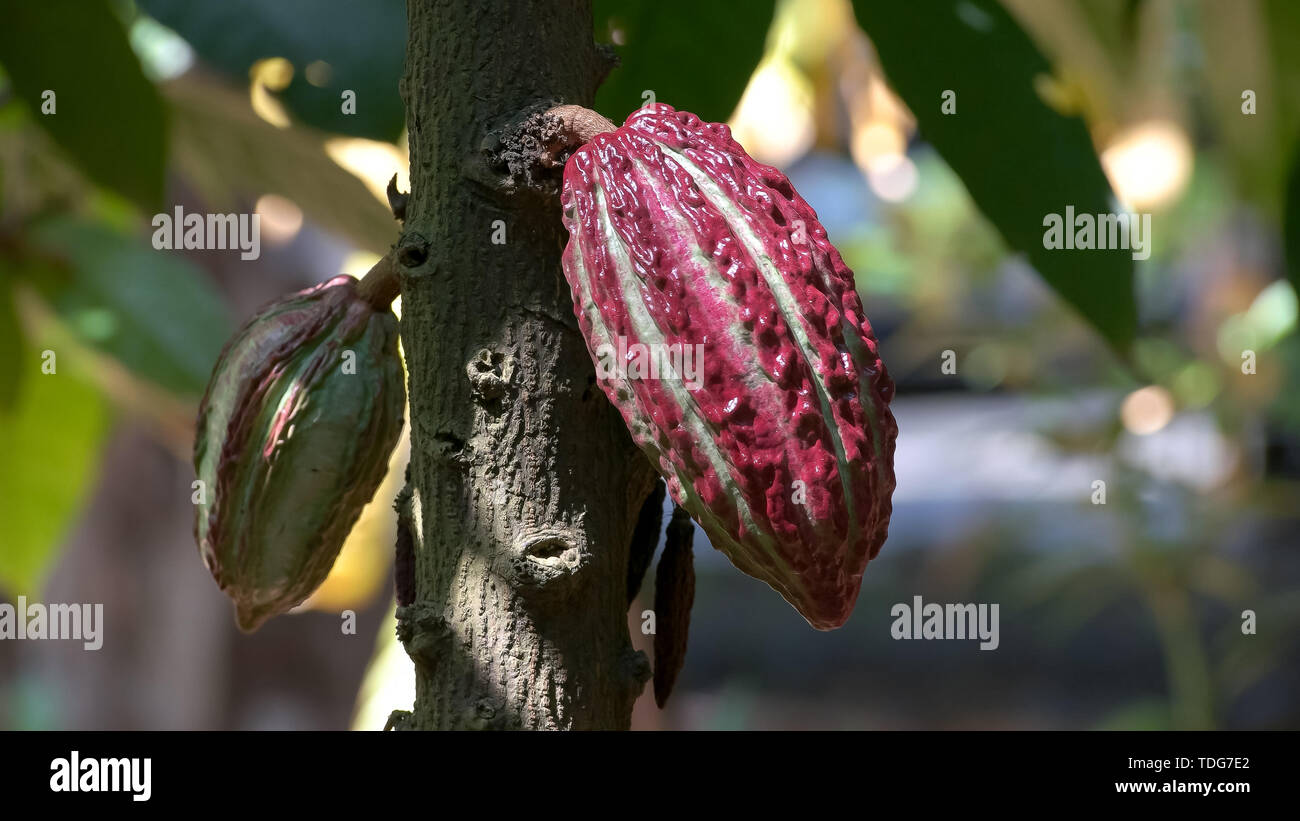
[397,0,656,730]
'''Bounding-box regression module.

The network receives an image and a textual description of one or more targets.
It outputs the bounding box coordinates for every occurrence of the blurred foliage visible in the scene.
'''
[593,0,775,123]
[1261,0,1300,185]
[164,73,396,255]
[136,0,777,137]
[1195,0,1292,216]
[138,0,408,142]
[852,0,1136,357]
[0,277,21,410]
[1285,140,1300,295]
[0,0,1296,729]
[19,216,231,397]
[1002,455,1299,730]
[0,320,109,596]
[0,0,165,211]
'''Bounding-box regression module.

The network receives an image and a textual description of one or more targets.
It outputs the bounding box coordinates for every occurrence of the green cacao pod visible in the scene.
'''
[560,104,897,630]
[194,275,405,632]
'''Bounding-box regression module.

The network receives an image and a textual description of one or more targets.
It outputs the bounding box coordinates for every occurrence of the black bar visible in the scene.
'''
[2,730,1283,807]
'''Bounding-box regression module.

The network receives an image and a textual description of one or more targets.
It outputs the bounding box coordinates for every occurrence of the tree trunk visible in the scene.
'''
[393,0,657,730]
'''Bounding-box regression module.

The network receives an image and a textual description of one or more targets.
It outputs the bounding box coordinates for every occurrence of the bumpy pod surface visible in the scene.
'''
[560,104,897,630]
[194,276,404,632]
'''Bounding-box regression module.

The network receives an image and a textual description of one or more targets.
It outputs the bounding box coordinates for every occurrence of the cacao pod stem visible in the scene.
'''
[357,254,400,308]
[542,104,616,167]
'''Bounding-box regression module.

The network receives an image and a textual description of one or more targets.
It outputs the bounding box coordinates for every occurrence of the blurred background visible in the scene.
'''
[1,0,1298,730]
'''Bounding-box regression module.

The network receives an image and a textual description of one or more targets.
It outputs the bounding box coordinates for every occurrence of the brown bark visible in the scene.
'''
[392,0,656,730]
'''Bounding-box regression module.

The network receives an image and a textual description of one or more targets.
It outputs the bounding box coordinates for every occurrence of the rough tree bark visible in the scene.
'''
[391,0,658,730]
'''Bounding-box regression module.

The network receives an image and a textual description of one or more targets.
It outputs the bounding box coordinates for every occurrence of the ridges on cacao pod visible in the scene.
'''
[193,271,405,632]
[560,104,898,631]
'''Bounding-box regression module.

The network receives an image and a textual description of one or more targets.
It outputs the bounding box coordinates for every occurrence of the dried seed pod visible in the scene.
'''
[627,479,666,605]
[653,505,695,708]
[560,104,898,630]
[193,275,405,632]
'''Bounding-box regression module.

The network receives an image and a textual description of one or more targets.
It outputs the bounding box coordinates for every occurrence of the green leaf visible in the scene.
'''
[22,216,232,397]
[0,341,110,597]
[138,0,407,142]
[594,0,776,123]
[851,0,1137,356]
[0,0,166,212]
[0,276,21,411]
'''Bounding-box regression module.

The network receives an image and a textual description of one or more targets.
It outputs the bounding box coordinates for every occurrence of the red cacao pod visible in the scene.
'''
[193,275,405,632]
[560,104,897,630]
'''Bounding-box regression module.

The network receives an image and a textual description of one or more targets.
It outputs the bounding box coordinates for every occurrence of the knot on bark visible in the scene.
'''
[482,103,613,199]
[396,231,431,274]
[466,348,514,409]
[467,696,510,730]
[622,646,651,687]
[419,423,467,465]
[618,646,652,713]
[484,105,567,197]
[396,603,453,673]
[507,529,589,599]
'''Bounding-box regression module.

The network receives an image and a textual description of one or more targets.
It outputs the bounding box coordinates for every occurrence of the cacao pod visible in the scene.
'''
[194,275,405,632]
[560,104,897,630]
